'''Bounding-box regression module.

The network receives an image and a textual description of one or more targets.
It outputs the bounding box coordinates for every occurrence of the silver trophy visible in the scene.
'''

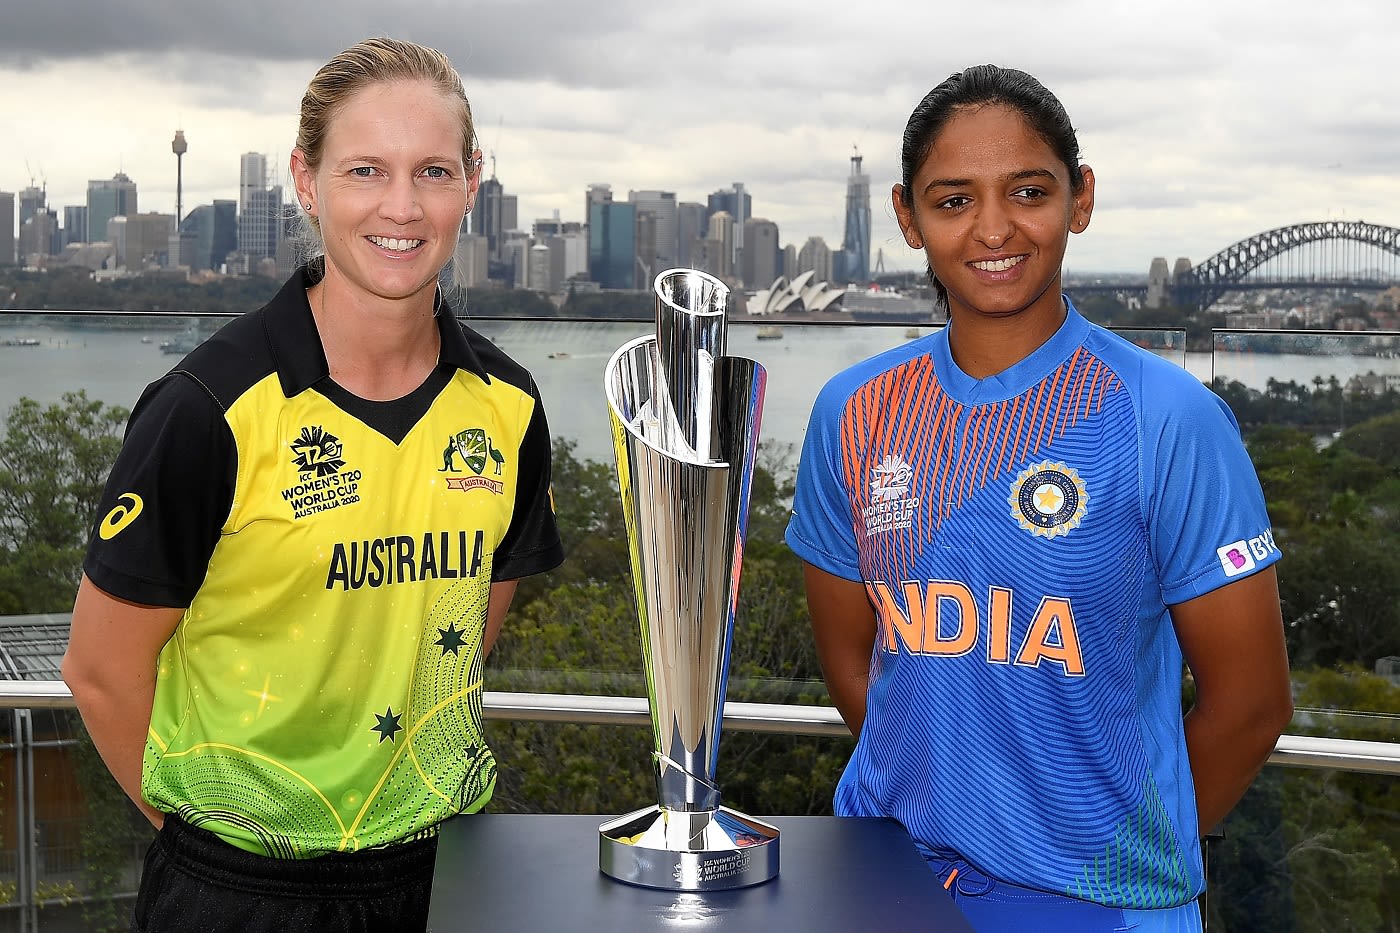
[598,268,779,891]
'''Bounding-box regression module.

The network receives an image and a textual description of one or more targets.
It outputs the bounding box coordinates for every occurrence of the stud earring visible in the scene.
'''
[305,203,312,211]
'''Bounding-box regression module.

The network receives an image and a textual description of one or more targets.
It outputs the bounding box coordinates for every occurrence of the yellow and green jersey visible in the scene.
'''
[85,267,563,857]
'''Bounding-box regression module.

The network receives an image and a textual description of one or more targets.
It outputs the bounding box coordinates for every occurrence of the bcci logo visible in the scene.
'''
[440,427,506,495]
[1009,461,1089,539]
[291,425,346,477]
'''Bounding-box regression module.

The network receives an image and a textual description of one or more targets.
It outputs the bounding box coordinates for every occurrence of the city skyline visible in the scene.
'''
[1,0,1397,275]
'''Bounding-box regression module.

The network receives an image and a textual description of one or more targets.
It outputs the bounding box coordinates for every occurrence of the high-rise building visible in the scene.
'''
[676,201,707,269]
[741,218,780,288]
[634,210,658,287]
[476,175,506,260]
[501,194,518,240]
[781,244,797,280]
[528,240,567,294]
[240,153,267,214]
[589,201,637,290]
[19,209,60,261]
[530,217,587,283]
[238,153,283,260]
[64,206,88,245]
[210,199,238,270]
[116,212,175,269]
[838,150,871,284]
[179,200,238,272]
[0,192,14,266]
[558,230,588,282]
[18,187,45,228]
[502,237,530,288]
[798,236,834,284]
[707,184,750,268]
[87,172,138,247]
[703,211,735,281]
[454,233,490,288]
[241,187,284,260]
[628,190,679,274]
[584,184,612,232]
[533,212,565,238]
[17,187,61,260]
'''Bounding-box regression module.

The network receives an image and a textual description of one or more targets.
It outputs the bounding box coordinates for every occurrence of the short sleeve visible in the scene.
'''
[785,379,861,580]
[492,379,564,581]
[83,374,237,608]
[1143,377,1281,604]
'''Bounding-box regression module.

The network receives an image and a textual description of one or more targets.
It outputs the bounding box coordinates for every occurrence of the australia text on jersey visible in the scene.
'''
[325,529,486,590]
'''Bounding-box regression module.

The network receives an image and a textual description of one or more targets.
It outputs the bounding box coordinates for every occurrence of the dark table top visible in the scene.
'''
[428,813,975,932]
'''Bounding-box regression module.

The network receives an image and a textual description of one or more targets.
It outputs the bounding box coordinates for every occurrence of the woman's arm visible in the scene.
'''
[802,563,878,736]
[61,574,184,829]
[482,579,520,659]
[1171,565,1292,836]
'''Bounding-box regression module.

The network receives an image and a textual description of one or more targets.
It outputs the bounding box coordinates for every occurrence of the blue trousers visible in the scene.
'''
[930,851,1203,933]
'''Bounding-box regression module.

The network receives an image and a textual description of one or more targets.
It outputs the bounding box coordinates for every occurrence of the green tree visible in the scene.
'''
[0,394,137,929]
[0,392,128,612]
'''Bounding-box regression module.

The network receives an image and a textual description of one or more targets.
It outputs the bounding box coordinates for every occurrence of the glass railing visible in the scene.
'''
[0,685,1395,931]
[0,310,1393,931]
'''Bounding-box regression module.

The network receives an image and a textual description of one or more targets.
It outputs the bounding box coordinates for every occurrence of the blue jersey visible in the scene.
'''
[786,302,1279,909]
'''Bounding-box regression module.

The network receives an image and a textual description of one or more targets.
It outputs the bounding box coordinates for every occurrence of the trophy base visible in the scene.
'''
[599,805,780,891]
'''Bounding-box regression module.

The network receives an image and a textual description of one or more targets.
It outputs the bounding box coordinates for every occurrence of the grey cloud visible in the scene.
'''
[0,0,656,87]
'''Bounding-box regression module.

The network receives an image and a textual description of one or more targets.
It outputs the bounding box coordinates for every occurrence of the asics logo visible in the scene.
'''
[99,493,144,540]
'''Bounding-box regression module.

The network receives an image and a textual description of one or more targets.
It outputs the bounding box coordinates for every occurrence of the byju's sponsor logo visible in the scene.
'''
[1217,529,1278,577]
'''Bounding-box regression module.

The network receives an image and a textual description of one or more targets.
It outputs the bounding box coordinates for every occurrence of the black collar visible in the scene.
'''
[265,264,490,399]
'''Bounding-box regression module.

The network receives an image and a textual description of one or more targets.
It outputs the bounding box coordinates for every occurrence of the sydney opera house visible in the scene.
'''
[744,270,848,316]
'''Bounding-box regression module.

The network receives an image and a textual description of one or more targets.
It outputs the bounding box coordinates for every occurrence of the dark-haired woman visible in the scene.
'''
[786,65,1291,932]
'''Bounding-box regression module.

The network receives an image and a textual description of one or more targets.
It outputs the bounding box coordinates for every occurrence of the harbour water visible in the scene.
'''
[1,316,1397,466]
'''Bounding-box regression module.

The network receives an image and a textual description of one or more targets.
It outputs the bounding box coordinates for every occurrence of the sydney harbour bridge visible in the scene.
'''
[1069,220,1400,311]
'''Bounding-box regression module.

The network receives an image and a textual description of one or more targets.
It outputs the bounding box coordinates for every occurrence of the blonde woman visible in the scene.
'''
[63,37,562,932]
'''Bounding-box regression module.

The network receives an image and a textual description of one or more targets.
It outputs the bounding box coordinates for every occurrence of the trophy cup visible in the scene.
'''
[598,268,780,891]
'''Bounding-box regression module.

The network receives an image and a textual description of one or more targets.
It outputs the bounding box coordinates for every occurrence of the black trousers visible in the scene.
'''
[132,815,438,933]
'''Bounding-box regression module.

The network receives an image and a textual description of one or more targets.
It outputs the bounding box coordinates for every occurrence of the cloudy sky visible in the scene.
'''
[2,0,1397,275]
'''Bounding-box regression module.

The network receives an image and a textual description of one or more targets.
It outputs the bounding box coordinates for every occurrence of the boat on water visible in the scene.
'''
[756,325,783,340]
[159,338,199,355]
[0,338,40,347]
[548,351,572,359]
